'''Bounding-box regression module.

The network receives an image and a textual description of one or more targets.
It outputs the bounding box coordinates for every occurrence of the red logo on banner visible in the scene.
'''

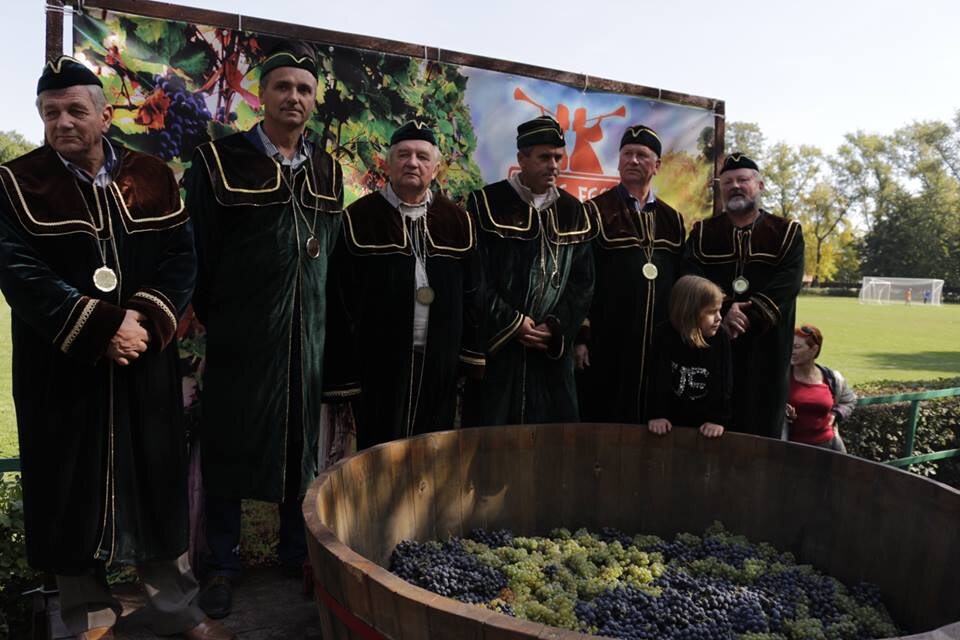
[511,88,625,201]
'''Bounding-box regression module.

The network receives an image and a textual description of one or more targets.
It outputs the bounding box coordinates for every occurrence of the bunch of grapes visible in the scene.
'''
[152,74,212,161]
[389,522,901,639]
[388,539,507,604]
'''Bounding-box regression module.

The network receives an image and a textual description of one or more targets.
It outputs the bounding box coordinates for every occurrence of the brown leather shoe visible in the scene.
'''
[78,627,115,640]
[182,617,237,640]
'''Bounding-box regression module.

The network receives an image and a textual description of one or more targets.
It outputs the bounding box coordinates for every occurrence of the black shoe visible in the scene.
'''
[198,576,233,619]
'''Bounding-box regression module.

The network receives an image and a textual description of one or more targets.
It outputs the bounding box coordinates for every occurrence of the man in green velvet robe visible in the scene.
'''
[325,121,484,448]
[183,41,343,618]
[684,154,804,438]
[0,57,232,640]
[464,116,595,425]
[578,125,686,423]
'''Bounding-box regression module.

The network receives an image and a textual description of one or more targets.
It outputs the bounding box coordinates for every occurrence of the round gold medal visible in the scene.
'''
[305,236,321,259]
[93,266,118,293]
[732,276,750,294]
[642,262,659,280]
[416,286,435,305]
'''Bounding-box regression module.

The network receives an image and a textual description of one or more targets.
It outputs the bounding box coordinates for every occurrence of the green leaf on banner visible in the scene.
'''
[109,131,157,155]
[111,111,149,136]
[437,119,454,136]
[134,19,166,44]
[171,46,216,80]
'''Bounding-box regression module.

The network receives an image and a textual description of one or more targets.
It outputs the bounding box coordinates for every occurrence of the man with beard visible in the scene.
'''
[183,40,343,618]
[464,115,595,425]
[0,56,232,640]
[324,121,483,447]
[684,153,804,438]
[577,125,685,423]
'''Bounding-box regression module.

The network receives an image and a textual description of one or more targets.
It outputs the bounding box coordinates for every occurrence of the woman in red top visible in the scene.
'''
[785,324,856,452]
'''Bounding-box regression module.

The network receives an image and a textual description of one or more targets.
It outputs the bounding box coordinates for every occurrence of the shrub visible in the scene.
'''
[843,378,960,489]
[0,475,39,638]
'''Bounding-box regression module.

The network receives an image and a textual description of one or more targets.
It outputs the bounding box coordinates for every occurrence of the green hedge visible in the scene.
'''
[0,475,38,638]
[843,378,960,488]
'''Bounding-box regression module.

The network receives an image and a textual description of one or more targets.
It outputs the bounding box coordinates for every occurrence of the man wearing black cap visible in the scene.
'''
[576,125,686,423]
[0,56,233,640]
[182,40,343,617]
[324,121,483,446]
[684,153,804,438]
[464,115,595,425]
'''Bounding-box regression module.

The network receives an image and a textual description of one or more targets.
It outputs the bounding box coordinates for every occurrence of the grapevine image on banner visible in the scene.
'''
[72,9,718,220]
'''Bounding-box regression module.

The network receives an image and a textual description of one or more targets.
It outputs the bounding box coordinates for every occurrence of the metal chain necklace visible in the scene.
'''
[279,163,321,259]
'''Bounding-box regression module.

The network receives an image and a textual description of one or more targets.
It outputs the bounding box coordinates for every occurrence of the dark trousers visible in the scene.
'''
[202,494,307,578]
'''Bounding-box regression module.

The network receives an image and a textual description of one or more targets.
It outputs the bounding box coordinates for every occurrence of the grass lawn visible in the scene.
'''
[795,296,960,386]
[1,296,959,458]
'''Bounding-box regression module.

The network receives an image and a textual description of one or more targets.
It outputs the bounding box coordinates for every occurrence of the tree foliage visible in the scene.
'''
[725,111,960,287]
[0,131,37,163]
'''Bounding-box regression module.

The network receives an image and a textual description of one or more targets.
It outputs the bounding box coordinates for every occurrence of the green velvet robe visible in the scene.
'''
[184,129,343,501]
[684,211,804,438]
[0,143,195,572]
[579,187,686,423]
[463,181,595,425]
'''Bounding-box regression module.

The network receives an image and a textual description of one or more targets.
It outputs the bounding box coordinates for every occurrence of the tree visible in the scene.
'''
[763,143,824,220]
[0,131,37,163]
[830,132,903,232]
[798,181,849,284]
[724,121,765,160]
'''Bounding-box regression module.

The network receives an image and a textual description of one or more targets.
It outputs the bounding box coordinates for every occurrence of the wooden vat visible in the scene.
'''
[303,424,960,639]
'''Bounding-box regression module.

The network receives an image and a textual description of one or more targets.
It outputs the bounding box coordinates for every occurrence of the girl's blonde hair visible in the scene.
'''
[669,275,724,348]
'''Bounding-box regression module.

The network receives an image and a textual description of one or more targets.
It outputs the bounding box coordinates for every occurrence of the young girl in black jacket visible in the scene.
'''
[647,275,732,438]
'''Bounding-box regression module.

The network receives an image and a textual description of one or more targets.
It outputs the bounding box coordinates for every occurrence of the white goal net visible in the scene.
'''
[859,276,944,305]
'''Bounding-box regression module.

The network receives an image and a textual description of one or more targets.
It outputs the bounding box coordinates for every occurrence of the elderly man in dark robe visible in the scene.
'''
[0,57,233,640]
[324,121,484,447]
[684,153,804,438]
[464,116,595,425]
[577,125,686,423]
[182,40,343,618]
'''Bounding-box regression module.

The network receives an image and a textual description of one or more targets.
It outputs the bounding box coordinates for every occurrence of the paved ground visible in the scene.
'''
[46,566,322,639]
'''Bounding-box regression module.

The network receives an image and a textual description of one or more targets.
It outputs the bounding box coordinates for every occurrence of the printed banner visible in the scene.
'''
[72,9,718,219]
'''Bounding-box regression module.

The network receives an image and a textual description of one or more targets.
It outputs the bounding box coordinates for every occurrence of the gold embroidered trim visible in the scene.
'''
[424,206,474,253]
[0,165,105,233]
[343,206,409,251]
[60,298,98,353]
[592,198,683,250]
[300,156,340,203]
[323,387,362,398]
[54,297,86,345]
[477,188,534,233]
[133,290,178,334]
[693,217,800,263]
[488,311,524,354]
[206,143,282,194]
[546,203,593,239]
[110,182,185,230]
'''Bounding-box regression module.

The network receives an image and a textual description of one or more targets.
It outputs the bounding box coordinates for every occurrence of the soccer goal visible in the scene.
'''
[859,276,944,305]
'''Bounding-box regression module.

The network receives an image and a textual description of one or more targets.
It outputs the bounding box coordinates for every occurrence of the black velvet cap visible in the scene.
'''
[260,40,319,80]
[390,120,436,146]
[37,56,102,95]
[619,124,662,157]
[721,153,760,174]
[516,115,565,149]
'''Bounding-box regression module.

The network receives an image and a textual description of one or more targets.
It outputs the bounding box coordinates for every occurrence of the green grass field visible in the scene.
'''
[795,296,960,386]
[1,296,959,459]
